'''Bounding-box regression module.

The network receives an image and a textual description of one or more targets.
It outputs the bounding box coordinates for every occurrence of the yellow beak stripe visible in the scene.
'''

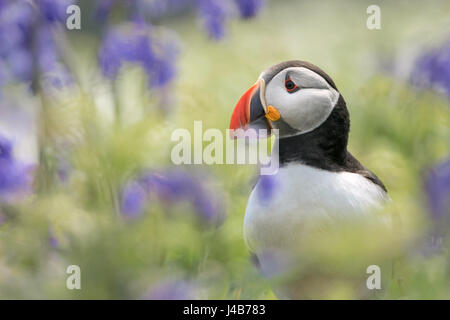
[265,105,281,121]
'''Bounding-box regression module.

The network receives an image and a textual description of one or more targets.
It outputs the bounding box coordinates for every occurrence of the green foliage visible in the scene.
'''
[0,0,449,299]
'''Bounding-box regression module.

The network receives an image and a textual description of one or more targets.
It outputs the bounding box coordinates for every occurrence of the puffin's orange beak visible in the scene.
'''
[229,81,260,131]
[230,79,278,138]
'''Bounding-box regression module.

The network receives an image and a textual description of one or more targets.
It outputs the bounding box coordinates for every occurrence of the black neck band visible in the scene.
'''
[278,95,350,171]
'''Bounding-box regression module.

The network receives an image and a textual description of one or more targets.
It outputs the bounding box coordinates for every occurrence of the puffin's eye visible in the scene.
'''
[285,77,299,93]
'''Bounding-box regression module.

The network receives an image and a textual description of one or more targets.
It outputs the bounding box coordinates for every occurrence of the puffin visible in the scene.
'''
[229,60,390,299]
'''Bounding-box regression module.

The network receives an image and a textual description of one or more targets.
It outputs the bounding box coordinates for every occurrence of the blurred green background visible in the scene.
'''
[0,0,450,299]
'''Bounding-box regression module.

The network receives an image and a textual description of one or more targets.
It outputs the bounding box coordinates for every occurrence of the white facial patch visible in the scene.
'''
[265,67,340,135]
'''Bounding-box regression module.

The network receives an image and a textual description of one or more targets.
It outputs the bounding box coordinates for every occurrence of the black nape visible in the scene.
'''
[279,95,349,170]
[278,95,387,192]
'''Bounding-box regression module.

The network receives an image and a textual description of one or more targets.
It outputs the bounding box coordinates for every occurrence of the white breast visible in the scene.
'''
[243,164,389,254]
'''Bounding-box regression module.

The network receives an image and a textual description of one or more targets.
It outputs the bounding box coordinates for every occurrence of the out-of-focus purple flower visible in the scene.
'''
[36,25,72,88]
[0,3,32,56]
[94,0,263,40]
[37,25,61,74]
[198,0,230,40]
[0,0,72,88]
[411,39,450,98]
[0,135,33,202]
[147,37,178,87]
[425,159,450,226]
[5,48,33,82]
[49,235,59,248]
[37,0,76,23]
[145,279,196,300]
[0,135,12,159]
[234,0,264,18]
[257,174,276,205]
[144,170,225,223]
[94,0,116,21]
[48,227,59,248]
[120,169,225,224]
[120,181,149,218]
[36,25,73,89]
[0,1,33,83]
[422,158,450,252]
[99,22,178,88]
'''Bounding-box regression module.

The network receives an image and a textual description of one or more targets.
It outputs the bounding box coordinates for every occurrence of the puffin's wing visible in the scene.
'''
[358,169,387,193]
[346,152,387,193]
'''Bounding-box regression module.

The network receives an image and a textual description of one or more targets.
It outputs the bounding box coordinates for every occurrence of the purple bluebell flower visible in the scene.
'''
[425,159,450,225]
[411,39,450,98]
[5,48,33,82]
[94,0,262,40]
[48,227,59,248]
[0,135,12,159]
[37,25,60,74]
[94,0,116,21]
[257,174,276,204]
[49,235,59,248]
[99,22,178,88]
[36,0,76,23]
[0,135,33,202]
[36,25,72,89]
[145,279,196,300]
[119,169,225,224]
[234,0,264,19]
[145,36,178,87]
[0,0,72,88]
[197,0,230,40]
[0,1,33,83]
[0,1,33,56]
[144,170,225,224]
[423,158,450,252]
[120,180,149,218]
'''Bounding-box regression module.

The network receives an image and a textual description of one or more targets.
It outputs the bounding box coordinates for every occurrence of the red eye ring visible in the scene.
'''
[285,77,299,93]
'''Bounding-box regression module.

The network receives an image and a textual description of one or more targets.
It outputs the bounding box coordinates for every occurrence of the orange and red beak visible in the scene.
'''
[229,79,271,137]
